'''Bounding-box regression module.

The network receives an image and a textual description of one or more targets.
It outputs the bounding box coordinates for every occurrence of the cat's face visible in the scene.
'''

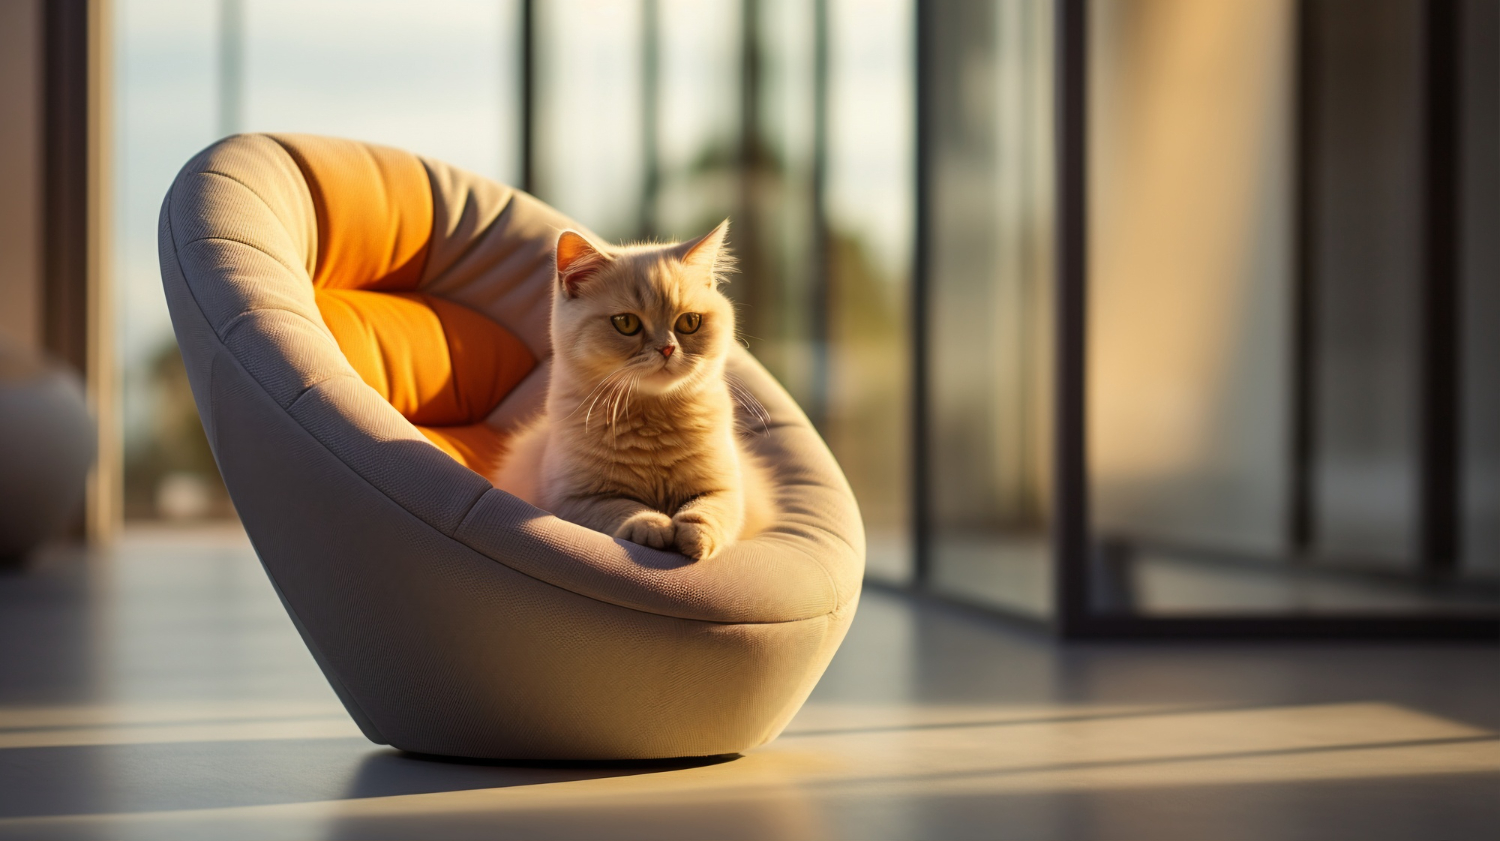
[551,222,735,397]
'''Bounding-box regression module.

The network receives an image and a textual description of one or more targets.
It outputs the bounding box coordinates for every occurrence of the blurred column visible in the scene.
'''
[1303,0,1424,568]
[1459,0,1500,579]
[0,0,45,352]
[217,0,244,138]
[924,0,1056,616]
[44,0,117,543]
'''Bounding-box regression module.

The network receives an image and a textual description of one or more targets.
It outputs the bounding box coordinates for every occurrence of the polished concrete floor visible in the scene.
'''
[0,527,1496,840]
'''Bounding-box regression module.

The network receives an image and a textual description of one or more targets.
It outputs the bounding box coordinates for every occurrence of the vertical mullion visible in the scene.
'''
[1419,0,1461,576]
[1290,0,1318,558]
[809,0,830,428]
[520,0,536,195]
[44,0,115,541]
[737,0,765,325]
[640,0,659,239]
[216,0,243,138]
[1053,0,1090,634]
[44,0,90,378]
[910,0,934,586]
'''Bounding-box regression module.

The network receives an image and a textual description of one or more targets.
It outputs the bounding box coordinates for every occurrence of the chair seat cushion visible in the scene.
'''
[316,288,534,429]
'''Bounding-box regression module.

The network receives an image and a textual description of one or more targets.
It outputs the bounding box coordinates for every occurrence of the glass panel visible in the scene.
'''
[749,0,818,407]
[535,0,645,242]
[1088,0,1295,559]
[115,0,522,521]
[825,0,915,583]
[117,0,221,521]
[1088,0,1303,614]
[240,0,520,183]
[1085,0,1498,616]
[649,0,741,241]
[926,0,1056,618]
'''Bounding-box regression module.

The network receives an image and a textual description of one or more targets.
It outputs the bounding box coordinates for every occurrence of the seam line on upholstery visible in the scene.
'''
[415,157,518,291]
[429,294,468,418]
[197,168,290,228]
[453,486,492,536]
[415,158,436,283]
[182,232,310,285]
[286,372,363,412]
[218,306,340,349]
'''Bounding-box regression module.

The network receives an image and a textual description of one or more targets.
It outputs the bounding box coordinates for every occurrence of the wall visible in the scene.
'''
[0,0,44,351]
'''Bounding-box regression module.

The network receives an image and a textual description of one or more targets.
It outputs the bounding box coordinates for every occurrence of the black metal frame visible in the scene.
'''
[1417,0,1461,577]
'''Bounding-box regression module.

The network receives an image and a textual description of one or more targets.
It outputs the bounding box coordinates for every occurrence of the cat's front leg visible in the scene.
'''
[559,496,676,550]
[672,490,744,561]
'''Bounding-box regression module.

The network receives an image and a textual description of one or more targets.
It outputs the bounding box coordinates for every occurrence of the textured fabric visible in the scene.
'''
[315,289,534,427]
[271,134,433,291]
[158,133,864,759]
[417,422,510,479]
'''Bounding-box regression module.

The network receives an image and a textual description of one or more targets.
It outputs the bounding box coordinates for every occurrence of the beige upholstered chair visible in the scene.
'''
[158,134,863,760]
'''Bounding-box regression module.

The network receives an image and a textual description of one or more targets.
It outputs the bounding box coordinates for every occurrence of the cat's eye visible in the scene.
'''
[674,312,702,334]
[610,313,641,336]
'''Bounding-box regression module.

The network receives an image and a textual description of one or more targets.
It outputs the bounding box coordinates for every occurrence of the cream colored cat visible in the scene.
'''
[491,220,773,560]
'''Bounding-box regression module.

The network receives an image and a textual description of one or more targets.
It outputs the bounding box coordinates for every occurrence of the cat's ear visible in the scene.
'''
[555,230,608,298]
[677,219,732,283]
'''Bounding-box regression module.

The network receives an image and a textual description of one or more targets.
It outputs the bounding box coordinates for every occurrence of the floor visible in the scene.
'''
[0,527,1496,840]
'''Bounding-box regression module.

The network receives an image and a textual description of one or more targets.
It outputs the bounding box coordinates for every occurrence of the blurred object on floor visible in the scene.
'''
[0,338,96,564]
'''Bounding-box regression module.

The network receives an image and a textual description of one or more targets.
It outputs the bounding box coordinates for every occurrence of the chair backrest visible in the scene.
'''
[264,135,547,475]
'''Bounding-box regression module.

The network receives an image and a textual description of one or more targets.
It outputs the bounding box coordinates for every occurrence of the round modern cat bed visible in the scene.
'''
[158,133,863,760]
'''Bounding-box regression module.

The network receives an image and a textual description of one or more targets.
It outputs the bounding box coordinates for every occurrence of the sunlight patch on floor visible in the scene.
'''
[0,701,355,749]
[1,700,1493,840]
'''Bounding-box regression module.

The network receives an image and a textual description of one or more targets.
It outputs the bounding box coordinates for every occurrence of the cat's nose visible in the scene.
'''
[659,345,675,358]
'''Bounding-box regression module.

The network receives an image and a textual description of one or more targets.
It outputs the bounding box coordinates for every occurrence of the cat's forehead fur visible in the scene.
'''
[591,249,722,312]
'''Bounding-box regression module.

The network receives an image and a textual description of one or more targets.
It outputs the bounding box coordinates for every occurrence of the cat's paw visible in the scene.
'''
[673,510,728,560]
[615,510,676,550]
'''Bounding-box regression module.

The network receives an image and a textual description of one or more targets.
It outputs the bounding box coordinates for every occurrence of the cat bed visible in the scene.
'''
[158,134,863,759]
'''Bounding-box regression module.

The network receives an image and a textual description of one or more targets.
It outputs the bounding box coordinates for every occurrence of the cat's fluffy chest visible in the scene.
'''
[550,392,737,509]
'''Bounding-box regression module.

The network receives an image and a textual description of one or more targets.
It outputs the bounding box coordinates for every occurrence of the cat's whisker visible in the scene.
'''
[583,372,628,431]
[607,378,628,438]
[572,368,627,425]
[726,376,771,436]
[602,380,627,437]
[580,366,637,432]
[605,368,641,439]
[620,375,639,434]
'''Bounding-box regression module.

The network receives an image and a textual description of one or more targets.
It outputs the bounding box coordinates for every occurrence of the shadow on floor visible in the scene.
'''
[0,737,736,819]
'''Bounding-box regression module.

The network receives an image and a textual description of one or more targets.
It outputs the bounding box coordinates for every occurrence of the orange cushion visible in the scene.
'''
[274,134,433,292]
[316,289,534,428]
[276,135,536,475]
[417,424,511,478]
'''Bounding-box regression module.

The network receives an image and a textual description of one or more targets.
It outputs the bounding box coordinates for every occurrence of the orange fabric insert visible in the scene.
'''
[317,289,535,429]
[418,424,510,478]
[282,134,533,475]
[272,134,433,291]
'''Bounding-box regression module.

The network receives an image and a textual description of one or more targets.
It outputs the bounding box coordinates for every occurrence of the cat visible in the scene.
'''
[490,220,773,561]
